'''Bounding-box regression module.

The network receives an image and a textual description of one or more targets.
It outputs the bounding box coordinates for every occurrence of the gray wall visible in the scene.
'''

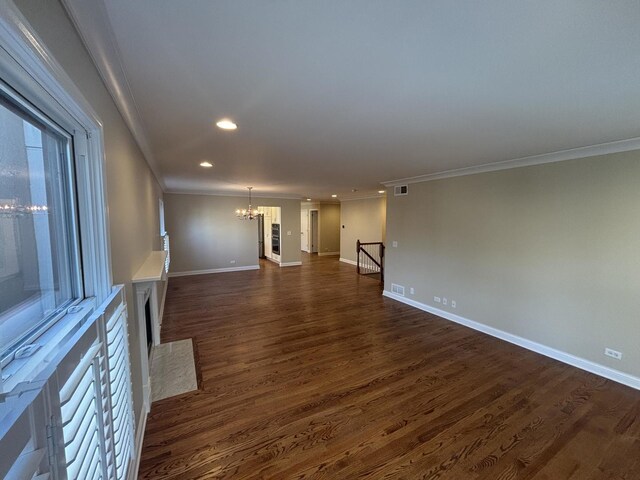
[165,193,301,273]
[340,197,386,262]
[385,152,640,378]
[15,0,164,425]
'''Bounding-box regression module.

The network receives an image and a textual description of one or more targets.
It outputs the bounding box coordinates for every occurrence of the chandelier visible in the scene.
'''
[235,187,260,220]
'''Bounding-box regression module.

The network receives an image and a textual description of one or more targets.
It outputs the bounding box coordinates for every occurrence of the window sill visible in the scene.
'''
[1,297,96,396]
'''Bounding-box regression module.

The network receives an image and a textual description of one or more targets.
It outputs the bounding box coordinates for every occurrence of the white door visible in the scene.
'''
[301,210,309,251]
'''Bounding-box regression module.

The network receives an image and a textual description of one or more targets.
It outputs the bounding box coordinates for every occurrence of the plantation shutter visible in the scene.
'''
[58,288,135,480]
[59,343,106,480]
[0,286,135,480]
[104,303,135,479]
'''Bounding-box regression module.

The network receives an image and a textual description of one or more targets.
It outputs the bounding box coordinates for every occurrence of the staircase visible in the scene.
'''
[356,240,385,283]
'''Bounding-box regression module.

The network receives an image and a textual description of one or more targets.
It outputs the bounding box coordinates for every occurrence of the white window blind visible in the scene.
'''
[59,343,105,480]
[0,287,135,480]
[162,234,170,274]
[57,288,134,480]
[104,304,135,479]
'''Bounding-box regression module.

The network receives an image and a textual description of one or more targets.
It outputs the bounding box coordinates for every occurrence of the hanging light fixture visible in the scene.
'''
[236,187,260,220]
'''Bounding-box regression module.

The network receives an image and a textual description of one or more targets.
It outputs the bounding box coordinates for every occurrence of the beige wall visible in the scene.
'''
[301,202,340,254]
[165,193,301,272]
[15,0,164,424]
[319,203,341,254]
[385,152,640,378]
[340,197,386,262]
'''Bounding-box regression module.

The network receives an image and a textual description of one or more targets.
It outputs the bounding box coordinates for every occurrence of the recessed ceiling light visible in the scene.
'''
[306,198,311,201]
[200,161,213,167]
[331,194,337,198]
[378,190,385,194]
[216,119,237,130]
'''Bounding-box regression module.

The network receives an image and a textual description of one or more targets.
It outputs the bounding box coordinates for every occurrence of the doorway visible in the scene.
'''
[301,210,309,252]
[310,210,319,254]
[258,206,282,264]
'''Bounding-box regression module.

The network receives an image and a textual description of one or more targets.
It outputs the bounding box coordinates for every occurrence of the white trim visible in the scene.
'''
[134,285,152,412]
[168,265,260,277]
[165,189,303,200]
[382,137,640,187]
[339,194,385,202]
[382,291,640,391]
[318,251,340,256]
[127,404,148,480]
[339,257,357,266]
[266,256,280,265]
[301,200,340,206]
[60,0,165,190]
[280,261,302,267]
[158,279,168,327]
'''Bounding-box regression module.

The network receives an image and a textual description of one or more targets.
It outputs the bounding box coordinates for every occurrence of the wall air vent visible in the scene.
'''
[394,185,408,196]
[391,283,405,296]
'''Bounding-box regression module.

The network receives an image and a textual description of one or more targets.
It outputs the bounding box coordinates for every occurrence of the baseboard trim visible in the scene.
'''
[339,257,357,266]
[280,261,302,267]
[128,404,148,480]
[382,290,640,391]
[168,265,259,277]
[318,251,340,256]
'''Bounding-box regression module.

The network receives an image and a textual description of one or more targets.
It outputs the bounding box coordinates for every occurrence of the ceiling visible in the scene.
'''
[70,1,640,200]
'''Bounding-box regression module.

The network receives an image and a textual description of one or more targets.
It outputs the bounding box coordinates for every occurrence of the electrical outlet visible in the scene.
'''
[451,300,456,308]
[392,241,398,248]
[434,296,441,303]
[287,231,292,235]
[410,287,415,295]
[230,260,236,264]
[604,348,622,360]
[442,298,448,306]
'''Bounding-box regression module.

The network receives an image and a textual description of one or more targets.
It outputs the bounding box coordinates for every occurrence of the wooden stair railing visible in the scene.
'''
[356,240,385,283]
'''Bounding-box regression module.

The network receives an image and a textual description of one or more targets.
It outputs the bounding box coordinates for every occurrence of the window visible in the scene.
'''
[0,4,136,479]
[0,84,82,364]
[159,198,166,236]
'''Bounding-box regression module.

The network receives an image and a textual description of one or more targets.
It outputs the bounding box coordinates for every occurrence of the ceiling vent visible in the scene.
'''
[391,283,405,296]
[394,185,408,196]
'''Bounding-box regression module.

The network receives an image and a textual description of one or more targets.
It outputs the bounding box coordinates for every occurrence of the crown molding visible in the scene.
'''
[165,189,303,200]
[301,200,340,207]
[61,0,166,190]
[382,136,640,187]
[339,193,385,202]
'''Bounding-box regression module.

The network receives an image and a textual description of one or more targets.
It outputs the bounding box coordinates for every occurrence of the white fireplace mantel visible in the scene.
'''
[132,250,168,409]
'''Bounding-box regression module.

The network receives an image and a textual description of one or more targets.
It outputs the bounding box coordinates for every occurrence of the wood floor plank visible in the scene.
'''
[139,253,640,479]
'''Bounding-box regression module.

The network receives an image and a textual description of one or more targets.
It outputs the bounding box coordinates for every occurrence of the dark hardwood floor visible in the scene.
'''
[139,254,640,479]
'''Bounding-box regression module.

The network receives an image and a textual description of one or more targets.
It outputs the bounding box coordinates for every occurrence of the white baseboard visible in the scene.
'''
[168,265,259,277]
[318,251,340,256]
[280,261,302,267]
[266,257,280,265]
[382,290,640,391]
[128,404,149,480]
[339,257,357,266]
